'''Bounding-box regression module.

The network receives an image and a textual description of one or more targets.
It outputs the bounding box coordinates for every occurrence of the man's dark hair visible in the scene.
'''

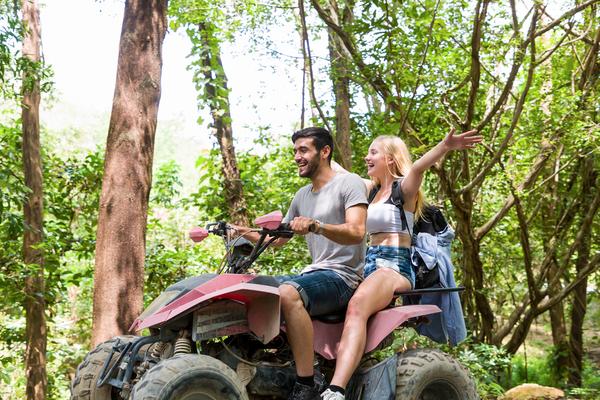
[291,127,334,162]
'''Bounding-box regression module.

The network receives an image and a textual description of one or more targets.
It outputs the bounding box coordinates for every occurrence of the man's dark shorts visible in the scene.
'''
[278,269,354,316]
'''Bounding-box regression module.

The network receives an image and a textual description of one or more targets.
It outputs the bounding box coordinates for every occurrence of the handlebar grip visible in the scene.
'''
[274,223,294,238]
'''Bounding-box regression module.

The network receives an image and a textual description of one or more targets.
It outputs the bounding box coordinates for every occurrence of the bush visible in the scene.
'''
[445,340,511,399]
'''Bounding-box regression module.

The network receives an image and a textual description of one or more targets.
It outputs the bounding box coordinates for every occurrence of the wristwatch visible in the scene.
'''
[309,219,324,234]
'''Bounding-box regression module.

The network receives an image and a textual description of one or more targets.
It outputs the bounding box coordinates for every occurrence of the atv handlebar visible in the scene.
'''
[200,221,294,240]
[190,212,293,274]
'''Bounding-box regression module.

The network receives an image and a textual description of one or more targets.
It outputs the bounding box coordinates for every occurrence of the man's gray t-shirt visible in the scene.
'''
[283,172,367,288]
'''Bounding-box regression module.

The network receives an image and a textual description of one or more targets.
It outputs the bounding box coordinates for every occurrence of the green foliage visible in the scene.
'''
[0,2,23,99]
[447,341,511,398]
[0,1,54,102]
[151,160,183,207]
[0,123,27,307]
[571,358,600,399]
[0,117,103,398]
[510,352,558,389]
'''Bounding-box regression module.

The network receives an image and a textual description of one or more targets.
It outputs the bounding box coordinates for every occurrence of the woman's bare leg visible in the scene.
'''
[329,268,411,388]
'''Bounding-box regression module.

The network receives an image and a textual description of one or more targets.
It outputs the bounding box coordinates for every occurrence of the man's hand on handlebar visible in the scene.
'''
[228,223,291,247]
[289,216,315,235]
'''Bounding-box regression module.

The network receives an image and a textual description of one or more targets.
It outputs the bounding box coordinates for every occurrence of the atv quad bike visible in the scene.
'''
[71,211,478,400]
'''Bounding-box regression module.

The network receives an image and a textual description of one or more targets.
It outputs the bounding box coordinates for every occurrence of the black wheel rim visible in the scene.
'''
[419,379,461,400]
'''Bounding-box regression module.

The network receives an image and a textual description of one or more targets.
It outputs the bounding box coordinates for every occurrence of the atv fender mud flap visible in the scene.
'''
[312,305,440,360]
[345,354,397,400]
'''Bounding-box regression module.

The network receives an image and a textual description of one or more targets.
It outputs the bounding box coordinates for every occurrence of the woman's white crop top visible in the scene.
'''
[366,198,414,235]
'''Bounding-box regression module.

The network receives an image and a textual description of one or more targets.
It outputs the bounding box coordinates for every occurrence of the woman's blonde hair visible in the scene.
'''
[371,135,426,220]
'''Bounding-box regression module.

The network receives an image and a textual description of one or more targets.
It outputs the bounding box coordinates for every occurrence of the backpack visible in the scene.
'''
[367,179,448,289]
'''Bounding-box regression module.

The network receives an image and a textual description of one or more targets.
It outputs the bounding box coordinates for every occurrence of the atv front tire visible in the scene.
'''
[71,335,137,400]
[396,348,478,400]
[131,354,249,400]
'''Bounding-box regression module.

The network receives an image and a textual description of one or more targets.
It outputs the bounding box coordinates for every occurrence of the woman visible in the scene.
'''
[321,128,482,400]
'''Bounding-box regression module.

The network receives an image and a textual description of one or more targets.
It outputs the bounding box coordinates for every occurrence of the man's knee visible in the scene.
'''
[279,283,304,311]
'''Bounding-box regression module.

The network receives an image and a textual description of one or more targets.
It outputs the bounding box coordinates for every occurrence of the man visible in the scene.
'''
[234,127,367,400]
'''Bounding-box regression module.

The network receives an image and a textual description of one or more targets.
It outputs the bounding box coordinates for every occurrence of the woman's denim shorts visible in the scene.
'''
[364,245,415,289]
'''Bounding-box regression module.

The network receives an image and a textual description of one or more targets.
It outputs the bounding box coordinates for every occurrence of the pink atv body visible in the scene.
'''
[71,212,477,400]
[130,272,441,360]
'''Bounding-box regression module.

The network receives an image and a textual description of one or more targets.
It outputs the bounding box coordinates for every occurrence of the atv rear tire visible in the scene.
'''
[131,354,249,400]
[71,335,137,400]
[396,348,478,400]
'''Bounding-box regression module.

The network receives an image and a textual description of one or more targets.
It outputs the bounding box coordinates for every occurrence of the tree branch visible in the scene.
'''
[539,253,600,313]
[545,188,600,292]
[513,188,540,301]
[473,0,529,132]
[400,0,441,132]
[527,0,600,45]
[475,138,553,240]
[541,7,596,47]
[309,0,422,142]
[464,0,488,129]
[298,0,333,133]
[578,26,600,92]
[460,7,539,195]
[535,29,569,67]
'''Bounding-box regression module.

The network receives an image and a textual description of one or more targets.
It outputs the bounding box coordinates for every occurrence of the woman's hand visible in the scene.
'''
[443,128,483,151]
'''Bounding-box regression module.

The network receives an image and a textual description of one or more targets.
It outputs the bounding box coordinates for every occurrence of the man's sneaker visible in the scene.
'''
[321,388,345,400]
[288,381,320,400]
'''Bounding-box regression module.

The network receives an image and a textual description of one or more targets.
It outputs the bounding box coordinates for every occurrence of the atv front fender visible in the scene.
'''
[136,282,281,344]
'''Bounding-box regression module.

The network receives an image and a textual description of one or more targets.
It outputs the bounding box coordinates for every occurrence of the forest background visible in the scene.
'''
[1,0,599,399]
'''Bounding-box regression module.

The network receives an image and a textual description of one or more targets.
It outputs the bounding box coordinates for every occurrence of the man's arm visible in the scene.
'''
[289,204,367,245]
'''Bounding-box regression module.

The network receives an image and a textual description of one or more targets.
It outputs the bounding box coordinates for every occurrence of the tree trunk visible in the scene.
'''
[92,0,168,347]
[547,259,569,380]
[546,147,569,382]
[567,156,596,386]
[450,189,494,341]
[21,1,47,399]
[198,23,248,226]
[326,0,353,170]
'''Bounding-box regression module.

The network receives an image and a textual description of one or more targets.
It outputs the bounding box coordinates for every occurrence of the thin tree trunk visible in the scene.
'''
[198,23,248,226]
[547,258,568,379]
[567,156,596,386]
[328,29,352,170]
[92,0,168,347]
[294,5,319,124]
[21,1,46,399]
[545,148,569,380]
[326,0,353,170]
[456,214,494,341]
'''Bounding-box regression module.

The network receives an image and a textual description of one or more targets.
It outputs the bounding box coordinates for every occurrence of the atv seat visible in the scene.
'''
[314,310,346,324]
[311,288,465,325]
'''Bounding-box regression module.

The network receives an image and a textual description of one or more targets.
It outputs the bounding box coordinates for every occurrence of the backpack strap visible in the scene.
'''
[390,178,411,236]
[367,185,379,204]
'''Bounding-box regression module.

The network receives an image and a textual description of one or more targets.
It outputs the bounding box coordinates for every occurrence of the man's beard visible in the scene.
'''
[299,158,319,178]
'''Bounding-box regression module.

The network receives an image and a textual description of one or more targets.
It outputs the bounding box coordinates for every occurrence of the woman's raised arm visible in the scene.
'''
[402,128,482,198]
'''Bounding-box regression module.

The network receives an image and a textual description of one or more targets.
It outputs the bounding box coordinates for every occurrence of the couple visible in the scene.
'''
[234,126,481,400]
